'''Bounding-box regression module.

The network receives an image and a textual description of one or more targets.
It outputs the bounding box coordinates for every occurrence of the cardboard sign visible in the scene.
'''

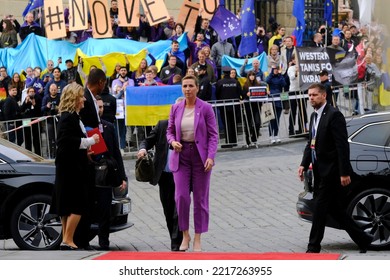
[68,0,89,31]
[88,0,112,38]
[200,0,219,20]
[140,0,170,25]
[118,0,140,27]
[177,0,199,40]
[44,0,67,40]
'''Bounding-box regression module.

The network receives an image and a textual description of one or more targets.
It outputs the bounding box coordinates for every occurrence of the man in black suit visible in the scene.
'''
[80,68,106,129]
[95,96,127,250]
[137,115,183,251]
[76,69,107,250]
[298,83,372,253]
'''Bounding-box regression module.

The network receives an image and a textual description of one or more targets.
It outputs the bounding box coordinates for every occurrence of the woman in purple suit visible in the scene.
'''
[167,75,218,252]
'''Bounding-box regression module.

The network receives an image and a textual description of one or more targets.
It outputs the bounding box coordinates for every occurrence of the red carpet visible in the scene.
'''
[94,252,341,260]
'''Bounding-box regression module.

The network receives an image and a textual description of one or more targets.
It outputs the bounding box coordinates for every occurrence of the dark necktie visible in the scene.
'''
[312,112,318,137]
[311,112,318,163]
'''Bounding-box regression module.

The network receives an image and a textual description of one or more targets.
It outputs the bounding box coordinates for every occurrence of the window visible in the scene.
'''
[351,122,390,147]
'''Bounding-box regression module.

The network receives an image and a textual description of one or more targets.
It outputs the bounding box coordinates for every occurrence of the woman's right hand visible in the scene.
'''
[92,133,100,144]
[171,141,182,152]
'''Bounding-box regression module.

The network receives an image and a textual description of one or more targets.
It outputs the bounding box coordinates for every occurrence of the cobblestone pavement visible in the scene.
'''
[1,139,389,260]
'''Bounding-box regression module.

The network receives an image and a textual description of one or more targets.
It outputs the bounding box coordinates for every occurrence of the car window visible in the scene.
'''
[351,122,390,147]
[0,139,45,162]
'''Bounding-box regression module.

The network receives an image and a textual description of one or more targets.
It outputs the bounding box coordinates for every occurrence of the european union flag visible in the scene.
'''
[292,0,306,47]
[22,0,43,17]
[324,0,333,26]
[22,0,33,17]
[238,0,257,57]
[210,6,241,41]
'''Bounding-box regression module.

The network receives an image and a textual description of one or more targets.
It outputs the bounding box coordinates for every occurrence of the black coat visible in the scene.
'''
[79,88,99,129]
[3,95,21,120]
[139,120,169,186]
[53,112,89,216]
[101,119,127,181]
[301,104,351,180]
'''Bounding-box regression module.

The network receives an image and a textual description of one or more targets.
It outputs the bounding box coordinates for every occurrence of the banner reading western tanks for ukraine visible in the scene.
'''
[296,47,332,91]
[125,85,183,126]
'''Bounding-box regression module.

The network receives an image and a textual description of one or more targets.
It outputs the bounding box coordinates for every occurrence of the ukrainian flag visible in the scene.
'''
[126,85,183,126]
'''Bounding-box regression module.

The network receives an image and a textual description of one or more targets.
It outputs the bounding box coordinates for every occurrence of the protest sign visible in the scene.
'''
[44,0,67,40]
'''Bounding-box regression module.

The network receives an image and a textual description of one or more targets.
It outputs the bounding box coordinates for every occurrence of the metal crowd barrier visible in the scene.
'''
[0,81,385,159]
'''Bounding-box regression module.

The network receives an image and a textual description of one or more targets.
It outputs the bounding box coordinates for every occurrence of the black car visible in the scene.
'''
[0,138,132,250]
[297,111,390,250]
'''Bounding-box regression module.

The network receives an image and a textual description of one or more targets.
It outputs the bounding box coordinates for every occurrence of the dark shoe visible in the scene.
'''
[221,144,234,148]
[359,246,368,253]
[97,245,110,251]
[171,246,181,252]
[60,242,78,250]
[83,244,96,251]
[306,249,320,253]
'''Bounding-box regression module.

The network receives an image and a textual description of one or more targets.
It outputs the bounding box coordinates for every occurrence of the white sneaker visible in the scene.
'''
[120,149,125,156]
[270,136,276,144]
[275,137,281,143]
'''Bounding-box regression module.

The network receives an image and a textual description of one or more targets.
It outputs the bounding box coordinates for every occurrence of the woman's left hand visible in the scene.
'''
[204,158,214,172]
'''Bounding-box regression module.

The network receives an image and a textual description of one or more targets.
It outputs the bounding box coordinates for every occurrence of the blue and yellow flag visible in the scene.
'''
[125,85,183,126]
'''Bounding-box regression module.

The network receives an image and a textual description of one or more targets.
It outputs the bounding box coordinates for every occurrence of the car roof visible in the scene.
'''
[346,111,390,135]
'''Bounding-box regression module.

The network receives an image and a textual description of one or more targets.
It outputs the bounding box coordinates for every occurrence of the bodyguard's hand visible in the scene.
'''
[119,180,127,191]
[340,175,351,187]
[137,150,146,159]
[298,166,305,181]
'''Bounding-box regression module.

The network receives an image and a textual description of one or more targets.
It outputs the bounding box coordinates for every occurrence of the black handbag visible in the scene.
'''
[135,152,155,182]
[95,157,122,188]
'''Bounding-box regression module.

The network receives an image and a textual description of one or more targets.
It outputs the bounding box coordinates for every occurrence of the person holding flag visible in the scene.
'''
[237,0,258,58]
[292,0,306,47]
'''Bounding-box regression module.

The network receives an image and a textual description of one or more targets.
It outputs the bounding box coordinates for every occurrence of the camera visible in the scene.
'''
[320,28,326,34]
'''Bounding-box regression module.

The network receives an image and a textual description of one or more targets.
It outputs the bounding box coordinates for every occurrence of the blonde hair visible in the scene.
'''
[58,82,84,114]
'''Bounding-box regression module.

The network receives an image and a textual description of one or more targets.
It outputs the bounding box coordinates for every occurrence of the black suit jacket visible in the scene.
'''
[79,88,99,129]
[139,120,169,186]
[301,104,351,179]
[101,119,127,181]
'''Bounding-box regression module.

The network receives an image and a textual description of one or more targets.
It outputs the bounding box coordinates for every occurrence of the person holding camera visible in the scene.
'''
[20,86,42,155]
[42,83,61,158]
[256,26,269,55]
[310,33,324,48]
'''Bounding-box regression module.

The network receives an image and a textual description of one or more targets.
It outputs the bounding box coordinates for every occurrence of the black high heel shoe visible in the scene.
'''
[60,242,78,250]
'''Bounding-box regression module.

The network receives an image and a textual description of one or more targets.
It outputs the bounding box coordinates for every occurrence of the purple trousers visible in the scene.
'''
[173,142,211,233]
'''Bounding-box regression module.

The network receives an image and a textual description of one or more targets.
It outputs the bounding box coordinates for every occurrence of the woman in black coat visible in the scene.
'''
[53,82,99,250]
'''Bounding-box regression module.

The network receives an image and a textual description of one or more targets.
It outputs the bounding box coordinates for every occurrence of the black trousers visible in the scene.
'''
[244,102,261,145]
[23,123,41,156]
[159,171,182,250]
[220,106,239,145]
[308,171,371,252]
[74,164,95,249]
[96,187,112,247]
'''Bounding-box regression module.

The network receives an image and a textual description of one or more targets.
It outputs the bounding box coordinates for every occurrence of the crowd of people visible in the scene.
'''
[0,3,388,151]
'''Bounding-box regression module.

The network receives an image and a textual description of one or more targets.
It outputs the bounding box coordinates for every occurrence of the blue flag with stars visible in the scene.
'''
[210,6,241,41]
[292,0,306,47]
[324,0,333,27]
[22,0,33,17]
[238,0,257,57]
[22,0,43,17]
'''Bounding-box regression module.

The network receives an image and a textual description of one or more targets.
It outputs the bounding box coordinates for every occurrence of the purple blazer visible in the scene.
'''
[167,98,219,172]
